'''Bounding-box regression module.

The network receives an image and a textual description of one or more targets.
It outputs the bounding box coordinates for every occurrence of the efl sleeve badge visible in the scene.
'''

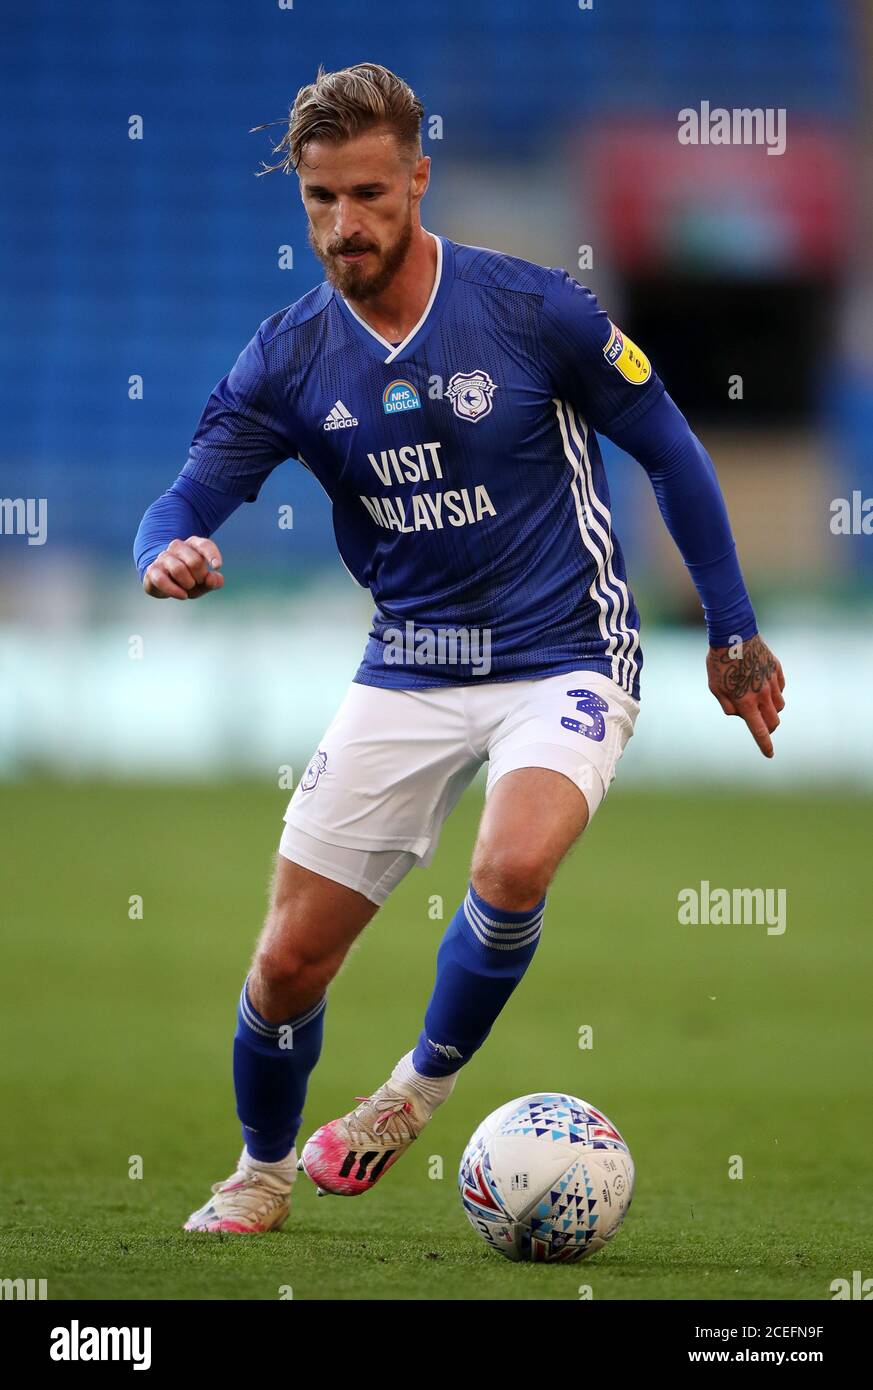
[602,323,651,384]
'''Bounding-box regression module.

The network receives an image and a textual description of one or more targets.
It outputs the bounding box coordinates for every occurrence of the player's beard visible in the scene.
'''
[309,209,414,302]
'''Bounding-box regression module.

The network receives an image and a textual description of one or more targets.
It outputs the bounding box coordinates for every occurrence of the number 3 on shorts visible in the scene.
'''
[560,688,609,742]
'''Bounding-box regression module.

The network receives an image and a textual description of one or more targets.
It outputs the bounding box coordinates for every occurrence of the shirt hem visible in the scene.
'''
[352,656,641,700]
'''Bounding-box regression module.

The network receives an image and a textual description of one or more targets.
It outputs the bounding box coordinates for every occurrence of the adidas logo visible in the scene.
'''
[339,1148,396,1183]
[323,400,359,431]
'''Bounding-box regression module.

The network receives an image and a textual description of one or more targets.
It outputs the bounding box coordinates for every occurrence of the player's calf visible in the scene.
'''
[184,859,379,1233]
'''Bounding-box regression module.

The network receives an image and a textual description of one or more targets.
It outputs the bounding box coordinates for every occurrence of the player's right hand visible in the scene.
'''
[143,536,224,600]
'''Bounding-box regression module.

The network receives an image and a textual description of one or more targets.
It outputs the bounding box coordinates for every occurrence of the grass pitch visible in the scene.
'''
[1,780,871,1301]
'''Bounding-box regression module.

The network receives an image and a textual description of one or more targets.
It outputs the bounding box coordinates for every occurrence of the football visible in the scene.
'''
[458,1092,634,1262]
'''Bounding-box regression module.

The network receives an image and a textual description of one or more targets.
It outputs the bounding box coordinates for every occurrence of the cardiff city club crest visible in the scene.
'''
[446,370,497,423]
[300,749,327,792]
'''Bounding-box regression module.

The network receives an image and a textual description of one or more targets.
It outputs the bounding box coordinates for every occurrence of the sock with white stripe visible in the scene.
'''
[411,883,545,1078]
[233,977,326,1163]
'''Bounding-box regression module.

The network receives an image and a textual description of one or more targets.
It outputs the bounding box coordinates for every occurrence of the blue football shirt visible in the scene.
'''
[181,235,665,697]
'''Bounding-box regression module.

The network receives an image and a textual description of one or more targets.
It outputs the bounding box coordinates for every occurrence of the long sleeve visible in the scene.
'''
[540,269,757,646]
[133,473,243,581]
[134,320,298,581]
[608,391,757,647]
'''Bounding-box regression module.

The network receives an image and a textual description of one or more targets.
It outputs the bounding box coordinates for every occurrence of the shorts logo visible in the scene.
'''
[301,749,327,791]
[446,370,497,423]
[603,323,651,384]
[382,379,421,415]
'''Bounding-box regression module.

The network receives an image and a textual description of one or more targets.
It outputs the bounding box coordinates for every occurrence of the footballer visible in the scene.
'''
[134,63,786,1234]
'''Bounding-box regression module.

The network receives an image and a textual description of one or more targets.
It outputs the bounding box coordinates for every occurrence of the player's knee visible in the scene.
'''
[251,936,339,1021]
[471,843,551,911]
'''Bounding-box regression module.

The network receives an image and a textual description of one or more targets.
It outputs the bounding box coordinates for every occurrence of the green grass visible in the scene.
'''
[1,781,871,1300]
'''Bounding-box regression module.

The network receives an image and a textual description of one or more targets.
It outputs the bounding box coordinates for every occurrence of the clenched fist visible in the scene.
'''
[143,536,224,600]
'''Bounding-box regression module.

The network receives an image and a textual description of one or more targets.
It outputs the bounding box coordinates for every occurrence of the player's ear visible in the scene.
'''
[412,154,430,203]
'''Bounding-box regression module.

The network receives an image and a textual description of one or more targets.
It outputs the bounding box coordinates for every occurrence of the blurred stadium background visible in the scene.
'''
[1,0,871,784]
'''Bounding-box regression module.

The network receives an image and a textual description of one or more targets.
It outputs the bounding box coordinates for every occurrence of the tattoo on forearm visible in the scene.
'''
[711,635,776,700]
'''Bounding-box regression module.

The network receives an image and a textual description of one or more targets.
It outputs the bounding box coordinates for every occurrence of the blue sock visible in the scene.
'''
[412,884,546,1078]
[232,977,326,1162]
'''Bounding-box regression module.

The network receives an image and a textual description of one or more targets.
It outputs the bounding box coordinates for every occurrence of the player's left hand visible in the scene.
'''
[706,633,785,759]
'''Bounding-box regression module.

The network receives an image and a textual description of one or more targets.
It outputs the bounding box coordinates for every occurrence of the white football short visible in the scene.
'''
[279,670,639,905]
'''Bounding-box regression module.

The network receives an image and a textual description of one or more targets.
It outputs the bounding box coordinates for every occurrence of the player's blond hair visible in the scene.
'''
[255,63,424,175]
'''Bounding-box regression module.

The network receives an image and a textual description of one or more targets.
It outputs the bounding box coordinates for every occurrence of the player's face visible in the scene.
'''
[300,128,429,300]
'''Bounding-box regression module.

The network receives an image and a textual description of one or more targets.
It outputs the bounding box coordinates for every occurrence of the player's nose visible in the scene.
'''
[333,200,365,242]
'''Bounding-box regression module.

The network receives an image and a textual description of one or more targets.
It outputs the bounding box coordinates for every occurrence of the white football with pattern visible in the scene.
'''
[458,1092,635,1262]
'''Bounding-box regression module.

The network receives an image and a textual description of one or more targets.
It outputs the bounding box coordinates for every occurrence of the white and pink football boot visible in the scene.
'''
[183,1153,293,1234]
[299,1072,452,1196]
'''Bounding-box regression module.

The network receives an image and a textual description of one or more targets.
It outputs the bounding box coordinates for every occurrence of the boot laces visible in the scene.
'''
[352,1093,417,1140]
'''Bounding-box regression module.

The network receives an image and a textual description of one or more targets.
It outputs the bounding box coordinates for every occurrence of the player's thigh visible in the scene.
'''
[485,669,639,818]
[276,823,420,916]
[283,681,482,864]
[471,767,589,905]
[256,851,378,982]
[249,845,417,1021]
[472,670,639,900]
